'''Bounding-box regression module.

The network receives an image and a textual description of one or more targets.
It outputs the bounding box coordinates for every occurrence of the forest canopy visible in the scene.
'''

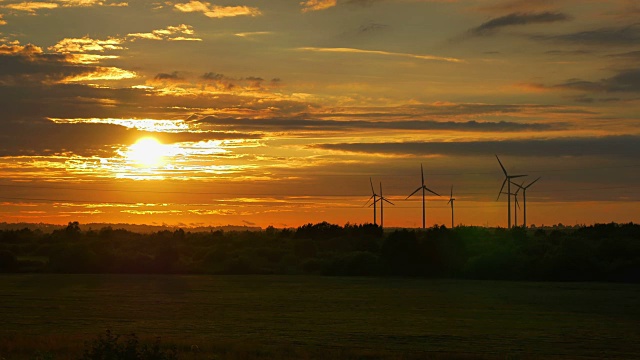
[1,222,639,282]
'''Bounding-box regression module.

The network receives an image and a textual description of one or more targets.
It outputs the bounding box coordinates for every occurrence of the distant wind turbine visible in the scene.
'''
[406,164,441,229]
[496,155,526,229]
[377,182,394,229]
[512,177,541,228]
[365,177,379,225]
[447,185,455,228]
[500,188,521,227]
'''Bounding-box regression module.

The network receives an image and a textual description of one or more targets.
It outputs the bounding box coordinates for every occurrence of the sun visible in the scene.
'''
[126,137,167,167]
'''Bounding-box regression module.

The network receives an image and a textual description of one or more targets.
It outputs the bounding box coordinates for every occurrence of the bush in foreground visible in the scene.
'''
[81,330,177,360]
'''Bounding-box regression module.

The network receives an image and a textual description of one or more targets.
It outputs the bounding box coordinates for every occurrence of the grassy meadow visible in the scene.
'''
[1,275,639,359]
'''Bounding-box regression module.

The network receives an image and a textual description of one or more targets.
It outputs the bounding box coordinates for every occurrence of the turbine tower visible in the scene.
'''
[512,177,540,228]
[500,188,520,227]
[377,182,394,229]
[365,177,379,225]
[447,185,455,228]
[406,164,441,229]
[513,187,521,227]
[496,155,526,229]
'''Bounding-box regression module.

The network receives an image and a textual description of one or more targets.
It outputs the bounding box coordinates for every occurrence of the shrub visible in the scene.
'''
[81,330,177,360]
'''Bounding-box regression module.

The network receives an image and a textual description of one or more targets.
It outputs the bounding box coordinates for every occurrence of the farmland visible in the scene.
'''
[1,275,639,359]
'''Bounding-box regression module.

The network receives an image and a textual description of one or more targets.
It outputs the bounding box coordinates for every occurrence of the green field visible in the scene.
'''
[1,275,639,359]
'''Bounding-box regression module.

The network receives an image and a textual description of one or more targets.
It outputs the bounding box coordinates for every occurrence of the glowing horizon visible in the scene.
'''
[0,0,638,228]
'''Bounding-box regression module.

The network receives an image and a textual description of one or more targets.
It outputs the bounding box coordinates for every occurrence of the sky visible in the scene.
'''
[0,0,638,229]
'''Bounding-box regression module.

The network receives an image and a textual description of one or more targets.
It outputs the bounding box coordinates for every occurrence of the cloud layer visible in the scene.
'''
[469,12,570,36]
[174,1,261,18]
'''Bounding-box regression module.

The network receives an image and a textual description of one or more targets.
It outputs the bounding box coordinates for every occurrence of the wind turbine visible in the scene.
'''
[513,186,521,227]
[512,177,540,228]
[377,182,394,229]
[447,185,455,228]
[500,188,521,227]
[406,164,441,229]
[496,155,526,229]
[365,177,379,225]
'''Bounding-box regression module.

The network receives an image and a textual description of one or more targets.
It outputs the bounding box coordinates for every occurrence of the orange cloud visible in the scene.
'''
[297,47,463,63]
[58,0,128,7]
[174,1,261,18]
[0,43,45,57]
[67,53,119,64]
[2,0,127,14]
[62,67,137,82]
[0,14,6,25]
[235,31,272,38]
[127,24,201,41]
[49,36,125,53]
[300,0,337,12]
[48,25,199,59]
[3,2,58,13]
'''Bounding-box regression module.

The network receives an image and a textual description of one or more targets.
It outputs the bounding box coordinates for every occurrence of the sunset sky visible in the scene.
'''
[0,0,638,228]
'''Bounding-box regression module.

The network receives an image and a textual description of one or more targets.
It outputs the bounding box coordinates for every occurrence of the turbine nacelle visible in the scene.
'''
[406,163,440,229]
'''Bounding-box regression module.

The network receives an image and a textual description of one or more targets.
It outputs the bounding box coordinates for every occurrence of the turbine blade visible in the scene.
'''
[447,199,451,205]
[495,155,507,176]
[379,182,383,197]
[497,178,507,200]
[363,194,375,207]
[450,185,453,199]
[369,197,382,207]
[509,174,527,179]
[424,186,441,197]
[370,177,375,194]
[420,163,424,186]
[406,187,421,199]
[382,198,394,205]
[511,181,525,190]
[526,177,541,188]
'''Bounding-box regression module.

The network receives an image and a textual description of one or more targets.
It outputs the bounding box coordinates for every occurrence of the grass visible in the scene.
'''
[1,275,639,359]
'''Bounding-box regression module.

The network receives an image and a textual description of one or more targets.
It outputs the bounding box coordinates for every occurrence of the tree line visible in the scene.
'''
[1,221,639,282]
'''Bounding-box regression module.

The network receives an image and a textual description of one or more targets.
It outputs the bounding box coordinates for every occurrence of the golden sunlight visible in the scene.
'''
[126,137,168,167]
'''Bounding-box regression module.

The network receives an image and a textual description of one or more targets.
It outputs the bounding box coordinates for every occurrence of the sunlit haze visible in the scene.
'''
[0,0,638,228]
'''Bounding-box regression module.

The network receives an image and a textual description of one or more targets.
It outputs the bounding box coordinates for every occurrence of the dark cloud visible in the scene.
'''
[201,72,225,80]
[554,69,640,93]
[0,83,162,120]
[0,77,311,123]
[0,119,261,157]
[244,76,264,89]
[345,0,380,7]
[154,71,182,80]
[200,72,278,90]
[363,103,593,117]
[545,49,592,55]
[531,23,640,45]
[357,23,387,33]
[0,43,102,84]
[570,95,622,104]
[607,50,640,59]
[313,135,640,159]
[468,12,570,36]
[194,116,560,132]
[401,103,580,116]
